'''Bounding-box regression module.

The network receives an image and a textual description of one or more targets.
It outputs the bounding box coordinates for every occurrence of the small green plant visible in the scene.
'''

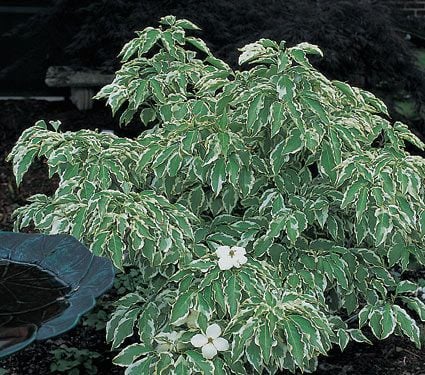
[50,345,100,375]
[113,265,150,295]
[9,16,425,374]
[82,266,146,330]
[82,304,110,331]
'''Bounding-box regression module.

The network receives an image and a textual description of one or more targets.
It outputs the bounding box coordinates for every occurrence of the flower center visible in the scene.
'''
[229,250,235,257]
[207,337,214,343]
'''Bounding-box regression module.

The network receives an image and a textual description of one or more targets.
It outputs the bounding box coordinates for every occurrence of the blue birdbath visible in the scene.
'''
[0,232,115,358]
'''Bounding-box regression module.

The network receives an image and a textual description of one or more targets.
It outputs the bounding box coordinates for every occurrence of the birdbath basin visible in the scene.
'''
[0,232,115,358]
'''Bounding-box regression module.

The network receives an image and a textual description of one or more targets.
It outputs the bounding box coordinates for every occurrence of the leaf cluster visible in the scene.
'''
[8,16,425,374]
[50,345,100,375]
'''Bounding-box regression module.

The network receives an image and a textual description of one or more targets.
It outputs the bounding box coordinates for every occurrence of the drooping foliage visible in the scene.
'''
[8,16,425,374]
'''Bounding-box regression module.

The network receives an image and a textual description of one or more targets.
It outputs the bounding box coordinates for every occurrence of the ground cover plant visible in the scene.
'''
[50,345,100,375]
[7,16,425,374]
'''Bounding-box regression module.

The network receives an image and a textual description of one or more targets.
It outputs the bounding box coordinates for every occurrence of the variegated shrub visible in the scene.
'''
[8,16,425,374]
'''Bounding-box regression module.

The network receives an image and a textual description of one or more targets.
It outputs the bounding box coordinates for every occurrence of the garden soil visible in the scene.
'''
[0,100,424,375]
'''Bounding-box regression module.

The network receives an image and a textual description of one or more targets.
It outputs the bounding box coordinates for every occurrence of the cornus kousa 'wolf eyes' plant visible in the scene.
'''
[8,15,425,374]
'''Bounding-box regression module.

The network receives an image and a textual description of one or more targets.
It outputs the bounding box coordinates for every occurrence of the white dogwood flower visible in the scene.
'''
[216,245,247,270]
[190,324,229,359]
[155,331,183,352]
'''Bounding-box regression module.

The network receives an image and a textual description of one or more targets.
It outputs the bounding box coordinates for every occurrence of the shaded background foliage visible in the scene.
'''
[2,0,425,142]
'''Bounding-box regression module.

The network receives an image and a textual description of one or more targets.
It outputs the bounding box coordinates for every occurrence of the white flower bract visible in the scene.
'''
[216,245,248,270]
[190,324,229,359]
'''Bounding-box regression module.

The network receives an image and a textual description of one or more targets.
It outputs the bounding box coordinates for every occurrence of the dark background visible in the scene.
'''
[0,1,48,94]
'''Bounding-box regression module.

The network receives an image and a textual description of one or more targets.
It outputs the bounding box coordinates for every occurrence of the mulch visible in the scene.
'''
[0,99,424,375]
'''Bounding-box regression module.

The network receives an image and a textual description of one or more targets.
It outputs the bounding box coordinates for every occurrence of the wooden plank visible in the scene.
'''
[45,66,114,88]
